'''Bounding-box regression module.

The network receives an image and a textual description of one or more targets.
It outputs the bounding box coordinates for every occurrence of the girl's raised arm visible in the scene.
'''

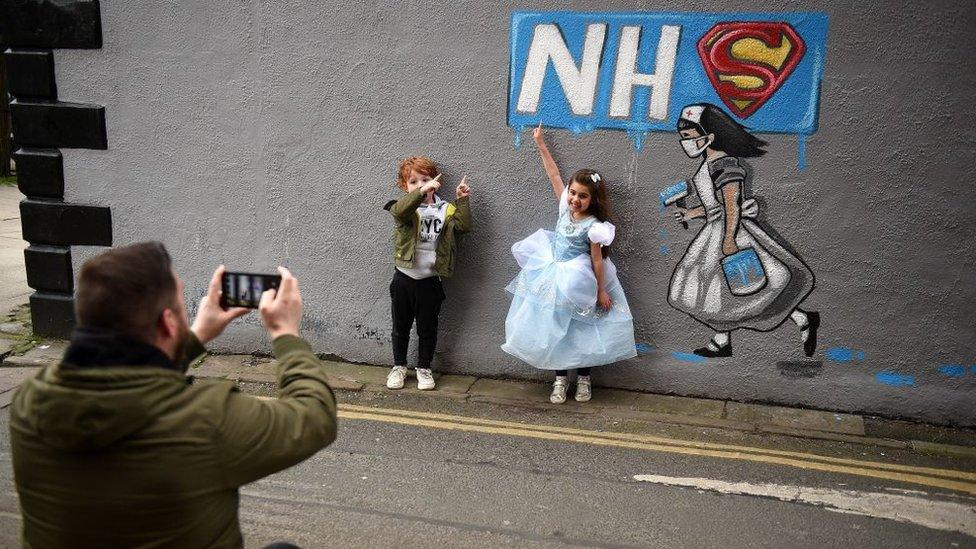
[533,124,565,199]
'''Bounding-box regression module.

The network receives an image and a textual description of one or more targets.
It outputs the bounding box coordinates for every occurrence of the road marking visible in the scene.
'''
[633,475,976,537]
[338,404,976,482]
[329,404,976,495]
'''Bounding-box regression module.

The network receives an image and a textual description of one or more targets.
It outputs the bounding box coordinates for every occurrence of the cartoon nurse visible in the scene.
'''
[668,103,819,357]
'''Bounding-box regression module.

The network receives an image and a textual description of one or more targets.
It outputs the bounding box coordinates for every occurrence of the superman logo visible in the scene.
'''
[697,22,806,118]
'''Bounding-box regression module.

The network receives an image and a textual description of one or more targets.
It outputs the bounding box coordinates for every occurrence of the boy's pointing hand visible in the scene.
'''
[456,177,470,199]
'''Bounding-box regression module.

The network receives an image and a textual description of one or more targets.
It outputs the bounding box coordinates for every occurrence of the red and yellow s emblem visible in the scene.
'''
[697,22,806,119]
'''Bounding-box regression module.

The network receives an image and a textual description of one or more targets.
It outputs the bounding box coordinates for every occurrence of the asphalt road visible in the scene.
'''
[1,389,974,548]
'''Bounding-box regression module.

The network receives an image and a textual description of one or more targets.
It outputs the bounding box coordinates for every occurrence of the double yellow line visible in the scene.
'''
[337,403,976,496]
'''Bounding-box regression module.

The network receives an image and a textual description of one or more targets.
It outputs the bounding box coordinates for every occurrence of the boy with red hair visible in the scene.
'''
[383,156,472,390]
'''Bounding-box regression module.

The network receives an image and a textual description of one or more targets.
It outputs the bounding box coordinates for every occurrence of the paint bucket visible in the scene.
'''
[721,247,766,296]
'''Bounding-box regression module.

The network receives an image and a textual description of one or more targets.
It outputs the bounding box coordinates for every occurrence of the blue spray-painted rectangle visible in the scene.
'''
[875,371,915,387]
[672,351,708,363]
[825,347,866,363]
[508,11,829,144]
[635,343,655,355]
[938,364,966,378]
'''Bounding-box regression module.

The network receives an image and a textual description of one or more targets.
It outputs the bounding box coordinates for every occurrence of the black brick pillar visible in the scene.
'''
[0,1,110,338]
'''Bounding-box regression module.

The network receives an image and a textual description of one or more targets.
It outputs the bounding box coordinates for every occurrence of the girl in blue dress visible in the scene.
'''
[502,125,637,404]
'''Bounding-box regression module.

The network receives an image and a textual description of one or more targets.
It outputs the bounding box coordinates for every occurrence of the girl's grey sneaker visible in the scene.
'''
[416,368,436,390]
[386,365,408,390]
[575,375,592,402]
[550,376,568,404]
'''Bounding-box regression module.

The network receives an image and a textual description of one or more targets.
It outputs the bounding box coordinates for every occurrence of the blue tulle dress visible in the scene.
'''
[502,190,637,370]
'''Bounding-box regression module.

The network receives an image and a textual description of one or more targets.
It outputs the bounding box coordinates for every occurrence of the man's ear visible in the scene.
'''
[159,308,178,339]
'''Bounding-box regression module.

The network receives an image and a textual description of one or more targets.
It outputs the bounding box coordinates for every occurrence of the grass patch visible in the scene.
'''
[0,175,16,187]
[9,334,41,356]
[0,304,40,358]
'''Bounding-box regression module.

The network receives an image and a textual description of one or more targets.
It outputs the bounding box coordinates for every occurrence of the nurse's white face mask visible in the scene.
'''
[681,135,712,158]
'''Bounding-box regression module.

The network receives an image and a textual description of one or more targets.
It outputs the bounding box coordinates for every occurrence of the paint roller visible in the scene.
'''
[659,180,690,229]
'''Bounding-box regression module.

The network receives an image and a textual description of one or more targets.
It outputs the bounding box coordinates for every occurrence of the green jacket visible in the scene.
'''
[385,189,471,278]
[9,332,338,549]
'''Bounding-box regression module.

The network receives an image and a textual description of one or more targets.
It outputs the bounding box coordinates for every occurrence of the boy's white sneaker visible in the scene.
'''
[575,375,592,402]
[386,366,408,390]
[416,368,436,390]
[550,377,568,404]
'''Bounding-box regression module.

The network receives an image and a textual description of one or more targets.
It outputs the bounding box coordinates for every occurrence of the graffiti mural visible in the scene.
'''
[508,12,828,360]
[507,11,829,158]
[668,103,819,358]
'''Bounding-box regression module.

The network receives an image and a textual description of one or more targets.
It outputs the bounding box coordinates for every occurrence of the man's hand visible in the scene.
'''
[259,266,303,340]
[456,176,470,199]
[192,265,249,344]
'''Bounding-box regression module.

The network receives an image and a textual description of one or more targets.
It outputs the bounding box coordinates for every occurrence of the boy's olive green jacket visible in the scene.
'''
[9,334,337,549]
[385,189,472,278]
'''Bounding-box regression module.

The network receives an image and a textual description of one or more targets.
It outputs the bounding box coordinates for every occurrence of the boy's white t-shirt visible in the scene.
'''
[397,195,448,280]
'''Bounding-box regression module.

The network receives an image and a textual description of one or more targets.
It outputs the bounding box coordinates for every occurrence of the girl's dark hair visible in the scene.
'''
[677,103,767,158]
[569,169,612,257]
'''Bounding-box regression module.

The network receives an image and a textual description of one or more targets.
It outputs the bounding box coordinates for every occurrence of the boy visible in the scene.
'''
[383,156,471,390]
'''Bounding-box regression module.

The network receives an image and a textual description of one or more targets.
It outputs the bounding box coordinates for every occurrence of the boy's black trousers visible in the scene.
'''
[390,270,445,370]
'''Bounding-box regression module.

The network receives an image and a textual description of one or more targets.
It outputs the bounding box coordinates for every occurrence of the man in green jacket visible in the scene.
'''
[9,242,338,548]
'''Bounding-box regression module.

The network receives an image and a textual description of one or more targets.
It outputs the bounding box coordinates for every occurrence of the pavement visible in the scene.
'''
[3,339,976,460]
[0,184,34,409]
[0,186,28,319]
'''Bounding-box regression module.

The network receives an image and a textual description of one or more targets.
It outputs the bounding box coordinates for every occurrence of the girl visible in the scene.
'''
[669,103,819,357]
[502,125,637,404]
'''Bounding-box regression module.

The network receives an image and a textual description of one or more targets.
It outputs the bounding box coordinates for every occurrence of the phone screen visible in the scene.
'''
[220,272,282,308]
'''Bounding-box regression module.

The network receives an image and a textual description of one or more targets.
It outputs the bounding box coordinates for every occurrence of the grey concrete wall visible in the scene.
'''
[54,1,975,425]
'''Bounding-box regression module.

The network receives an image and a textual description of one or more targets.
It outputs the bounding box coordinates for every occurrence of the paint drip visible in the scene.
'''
[797,135,807,171]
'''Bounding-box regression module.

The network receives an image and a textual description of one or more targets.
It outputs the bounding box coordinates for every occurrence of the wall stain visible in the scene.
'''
[353,323,390,345]
[776,360,823,379]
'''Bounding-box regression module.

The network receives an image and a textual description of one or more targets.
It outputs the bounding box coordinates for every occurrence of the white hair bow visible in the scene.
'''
[590,173,602,183]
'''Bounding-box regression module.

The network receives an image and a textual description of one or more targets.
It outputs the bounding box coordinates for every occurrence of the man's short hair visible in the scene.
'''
[75,242,178,341]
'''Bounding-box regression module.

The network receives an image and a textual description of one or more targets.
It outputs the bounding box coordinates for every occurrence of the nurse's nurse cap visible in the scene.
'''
[679,105,705,124]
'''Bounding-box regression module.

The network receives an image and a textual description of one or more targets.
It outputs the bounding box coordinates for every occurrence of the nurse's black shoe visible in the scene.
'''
[799,311,821,357]
[694,338,732,357]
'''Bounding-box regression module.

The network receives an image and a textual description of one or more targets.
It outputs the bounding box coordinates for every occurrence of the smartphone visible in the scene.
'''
[220,271,281,308]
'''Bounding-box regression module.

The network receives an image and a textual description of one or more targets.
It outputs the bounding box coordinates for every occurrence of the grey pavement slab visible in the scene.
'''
[2,340,66,368]
[725,401,866,436]
[0,367,40,408]
[0,187,27,320]
[595,387,727,418]
[3,340,974,457]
